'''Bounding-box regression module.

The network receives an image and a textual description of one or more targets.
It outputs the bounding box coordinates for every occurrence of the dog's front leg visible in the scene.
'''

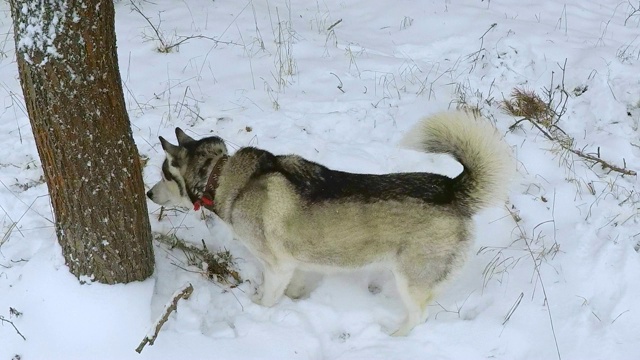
[256,263,295,307]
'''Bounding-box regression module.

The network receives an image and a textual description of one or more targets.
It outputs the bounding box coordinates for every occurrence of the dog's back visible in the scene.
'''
[220,110,512,220]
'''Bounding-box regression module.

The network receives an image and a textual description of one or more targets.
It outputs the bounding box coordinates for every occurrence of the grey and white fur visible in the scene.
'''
[147,110,514,336]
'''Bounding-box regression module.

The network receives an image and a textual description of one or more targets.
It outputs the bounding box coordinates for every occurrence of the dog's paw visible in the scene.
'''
[250,285,266,305]
[390,326,411,337]
[257,292,280,307]
[284,273,311,300]
[284,282,309,300]
[284,271,322,300]
[250,288,279,307]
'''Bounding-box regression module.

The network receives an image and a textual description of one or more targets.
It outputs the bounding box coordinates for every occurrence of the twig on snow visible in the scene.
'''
[135,283,194,353]
[327,19,342,32]
[0,316,26,341]
[509,117,636,176]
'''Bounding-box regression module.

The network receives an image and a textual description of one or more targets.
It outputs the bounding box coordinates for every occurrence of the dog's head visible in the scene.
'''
[147,128,228,208]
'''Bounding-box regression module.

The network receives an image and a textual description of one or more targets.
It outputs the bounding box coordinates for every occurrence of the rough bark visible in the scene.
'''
[9,0,154,283]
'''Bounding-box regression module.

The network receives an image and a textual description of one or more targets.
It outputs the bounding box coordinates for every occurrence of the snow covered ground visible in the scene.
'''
[1,0,639,358]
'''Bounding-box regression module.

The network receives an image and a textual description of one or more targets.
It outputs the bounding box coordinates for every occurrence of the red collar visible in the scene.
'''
[193,155,228,211]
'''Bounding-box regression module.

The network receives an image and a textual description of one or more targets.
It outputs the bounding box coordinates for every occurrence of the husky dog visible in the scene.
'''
[147,111,513,336]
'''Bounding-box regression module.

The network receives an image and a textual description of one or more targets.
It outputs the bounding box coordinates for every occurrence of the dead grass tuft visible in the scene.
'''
[501,88,554,127]
[154,233,242,286]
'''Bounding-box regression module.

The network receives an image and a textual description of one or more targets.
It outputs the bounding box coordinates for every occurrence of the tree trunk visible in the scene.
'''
[9,0,154,283]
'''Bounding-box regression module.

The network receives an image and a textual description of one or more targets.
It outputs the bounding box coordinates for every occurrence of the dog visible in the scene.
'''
[147,111,513,335]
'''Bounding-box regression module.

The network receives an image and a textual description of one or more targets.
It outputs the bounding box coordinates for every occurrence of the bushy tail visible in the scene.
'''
[402,111,514,215]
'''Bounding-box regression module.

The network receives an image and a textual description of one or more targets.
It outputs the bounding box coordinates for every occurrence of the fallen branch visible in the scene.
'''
[135,283,194,353]
[502,75,636,177]
[0,315,26,341]
[510,117,636,176]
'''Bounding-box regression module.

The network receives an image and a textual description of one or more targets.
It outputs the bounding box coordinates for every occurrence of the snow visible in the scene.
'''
[1,0,639,359]
[15,0,67,65]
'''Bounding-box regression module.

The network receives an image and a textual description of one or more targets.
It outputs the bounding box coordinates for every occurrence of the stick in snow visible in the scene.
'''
[135,283,194,353]
[0,316,26,341]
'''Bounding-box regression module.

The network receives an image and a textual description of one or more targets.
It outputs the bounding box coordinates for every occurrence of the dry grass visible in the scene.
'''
[501,87,554,127]
[154,233,242,286]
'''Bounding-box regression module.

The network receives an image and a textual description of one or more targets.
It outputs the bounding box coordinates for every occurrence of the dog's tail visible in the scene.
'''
[402,110,514,215]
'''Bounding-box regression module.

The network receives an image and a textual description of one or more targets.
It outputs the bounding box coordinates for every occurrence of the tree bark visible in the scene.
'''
[9,0,154,283]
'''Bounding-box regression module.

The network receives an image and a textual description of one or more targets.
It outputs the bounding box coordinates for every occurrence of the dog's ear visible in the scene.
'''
[175,127,196,146]
[159,136,180,157]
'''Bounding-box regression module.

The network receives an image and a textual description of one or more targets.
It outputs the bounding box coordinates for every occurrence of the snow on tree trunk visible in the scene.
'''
[8,0,154,284]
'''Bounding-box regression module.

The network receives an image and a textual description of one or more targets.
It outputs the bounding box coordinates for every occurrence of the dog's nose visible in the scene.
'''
[146,190,153,199]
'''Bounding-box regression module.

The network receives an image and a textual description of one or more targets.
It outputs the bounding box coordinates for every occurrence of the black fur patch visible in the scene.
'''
[183,135,226,155]
[198,158,213,178]
[240,147,460,206]
[161,160,174,181]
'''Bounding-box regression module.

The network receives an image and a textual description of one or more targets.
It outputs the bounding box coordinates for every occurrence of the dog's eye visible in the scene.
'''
[162,161,174,181]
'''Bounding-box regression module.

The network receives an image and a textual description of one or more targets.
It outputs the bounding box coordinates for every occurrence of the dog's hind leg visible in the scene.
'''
[257,263,296,307]
[285,270,324,300]
[391,269,435,336]
[284,270,308,299]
